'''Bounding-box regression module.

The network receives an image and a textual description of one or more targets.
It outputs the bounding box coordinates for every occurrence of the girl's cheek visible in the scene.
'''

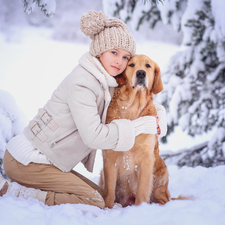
[123,62,128,70]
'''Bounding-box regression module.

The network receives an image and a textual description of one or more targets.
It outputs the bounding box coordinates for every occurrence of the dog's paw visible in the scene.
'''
[113,203,123,208]
[104,196,115,209]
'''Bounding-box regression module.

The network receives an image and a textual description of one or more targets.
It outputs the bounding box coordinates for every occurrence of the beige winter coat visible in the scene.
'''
[23,52,136,173]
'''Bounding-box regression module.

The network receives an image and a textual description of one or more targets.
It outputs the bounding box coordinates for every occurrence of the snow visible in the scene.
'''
[0,90,28,160]
[211,0,225,40]
[181,0,204,45]
[157,0,183,31]
[1,165,225,225]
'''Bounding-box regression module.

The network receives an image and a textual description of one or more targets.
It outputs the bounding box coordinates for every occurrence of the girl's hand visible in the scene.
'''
[156,117,161,135]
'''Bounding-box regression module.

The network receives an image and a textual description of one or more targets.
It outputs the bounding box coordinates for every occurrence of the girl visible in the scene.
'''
[0,11,167,209]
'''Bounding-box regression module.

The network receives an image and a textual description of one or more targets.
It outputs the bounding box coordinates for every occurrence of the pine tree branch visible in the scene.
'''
[143,0,165,4]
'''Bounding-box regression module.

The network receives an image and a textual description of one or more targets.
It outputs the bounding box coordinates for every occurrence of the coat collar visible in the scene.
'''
[79,52,118,90]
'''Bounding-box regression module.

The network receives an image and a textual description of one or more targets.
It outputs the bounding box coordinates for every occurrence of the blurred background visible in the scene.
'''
[0,0,224,179]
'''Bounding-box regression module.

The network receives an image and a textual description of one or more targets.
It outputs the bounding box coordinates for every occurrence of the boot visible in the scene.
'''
[0,175,47,203]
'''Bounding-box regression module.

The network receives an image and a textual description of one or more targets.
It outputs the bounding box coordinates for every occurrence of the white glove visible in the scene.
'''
[131,116,157,136]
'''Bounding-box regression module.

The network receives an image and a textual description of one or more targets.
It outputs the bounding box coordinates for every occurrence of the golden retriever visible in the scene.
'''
[99,54,171,208]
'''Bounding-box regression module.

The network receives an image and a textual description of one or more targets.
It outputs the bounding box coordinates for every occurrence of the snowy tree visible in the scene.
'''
[22,0,56,17]
[0,0,103,43]
[0,90,28,177]
[104,0,225,167]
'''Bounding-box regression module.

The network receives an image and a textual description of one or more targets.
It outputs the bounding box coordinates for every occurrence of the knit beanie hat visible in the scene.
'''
[80,11,136,57]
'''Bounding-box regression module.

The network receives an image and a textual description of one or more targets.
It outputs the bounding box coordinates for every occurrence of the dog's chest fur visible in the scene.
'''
[106,85,157,122]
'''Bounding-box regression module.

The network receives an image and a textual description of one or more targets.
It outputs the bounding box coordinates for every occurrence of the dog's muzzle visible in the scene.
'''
[134,70,147,88]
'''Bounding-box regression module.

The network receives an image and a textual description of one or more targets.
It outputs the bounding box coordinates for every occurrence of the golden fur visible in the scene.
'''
[99,55,171,208]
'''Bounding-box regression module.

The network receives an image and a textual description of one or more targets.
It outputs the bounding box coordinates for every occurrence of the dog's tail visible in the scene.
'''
[170,195,193,201]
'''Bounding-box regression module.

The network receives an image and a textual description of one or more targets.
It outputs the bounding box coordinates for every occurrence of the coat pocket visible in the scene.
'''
[50,129,76,148]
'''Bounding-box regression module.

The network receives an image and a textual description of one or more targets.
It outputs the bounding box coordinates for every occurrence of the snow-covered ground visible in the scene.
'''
[1,27,224,224]
[1,165,225,225]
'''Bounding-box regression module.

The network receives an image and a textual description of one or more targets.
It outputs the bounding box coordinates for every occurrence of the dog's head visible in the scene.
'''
[116,54,163,94]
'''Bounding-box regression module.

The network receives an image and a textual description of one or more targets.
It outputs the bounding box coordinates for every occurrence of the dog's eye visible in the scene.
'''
[146,64,151,68]
[129,63,135,67]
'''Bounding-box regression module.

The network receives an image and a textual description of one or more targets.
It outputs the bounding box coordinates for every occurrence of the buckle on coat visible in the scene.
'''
[30,121,41,135]
[41,112,52,125]
[29,120,48,143]
[38,108,59,132]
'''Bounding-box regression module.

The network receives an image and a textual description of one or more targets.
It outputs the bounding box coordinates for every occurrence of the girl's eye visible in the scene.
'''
[146,64,151,68]
[129,63,135,67]
[124,56,129,60]
[112,51,117,55]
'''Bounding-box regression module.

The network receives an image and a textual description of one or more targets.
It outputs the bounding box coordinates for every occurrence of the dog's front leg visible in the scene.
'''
[135,160,155,205]
[135,135,155,205]
[103,150,118,208]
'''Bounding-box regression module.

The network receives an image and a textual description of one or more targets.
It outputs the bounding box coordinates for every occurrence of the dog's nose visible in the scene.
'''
[136,70,146,78]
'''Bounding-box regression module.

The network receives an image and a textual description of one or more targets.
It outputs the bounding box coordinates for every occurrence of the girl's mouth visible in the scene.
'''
[111,65,120,71]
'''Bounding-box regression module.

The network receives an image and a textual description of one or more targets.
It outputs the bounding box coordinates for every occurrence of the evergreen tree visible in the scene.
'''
[104,0,225,167]
[112,0,162,30]
[160,0,225,167]
[22,0,56,17]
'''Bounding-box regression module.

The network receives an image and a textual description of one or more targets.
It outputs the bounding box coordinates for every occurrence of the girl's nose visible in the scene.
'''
[116,58,122,65]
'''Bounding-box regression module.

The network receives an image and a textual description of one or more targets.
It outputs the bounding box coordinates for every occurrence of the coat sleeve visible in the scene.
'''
[68,76,135,151]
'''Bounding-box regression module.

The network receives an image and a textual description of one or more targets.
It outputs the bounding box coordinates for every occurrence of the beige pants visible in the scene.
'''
[3,150,105,208]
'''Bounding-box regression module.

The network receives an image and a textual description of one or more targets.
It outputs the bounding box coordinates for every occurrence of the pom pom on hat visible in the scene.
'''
[80,10,136,57]
[80,11,106,40]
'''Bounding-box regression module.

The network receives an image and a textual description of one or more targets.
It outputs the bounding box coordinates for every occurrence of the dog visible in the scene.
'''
[99,54,171,208]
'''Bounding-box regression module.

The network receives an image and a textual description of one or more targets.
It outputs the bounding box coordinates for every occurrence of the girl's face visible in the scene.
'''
[98,49,131,77]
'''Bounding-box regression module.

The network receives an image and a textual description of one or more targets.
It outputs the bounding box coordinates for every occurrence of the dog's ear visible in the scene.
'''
[152,63,163,94]
[115,73,127,86]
